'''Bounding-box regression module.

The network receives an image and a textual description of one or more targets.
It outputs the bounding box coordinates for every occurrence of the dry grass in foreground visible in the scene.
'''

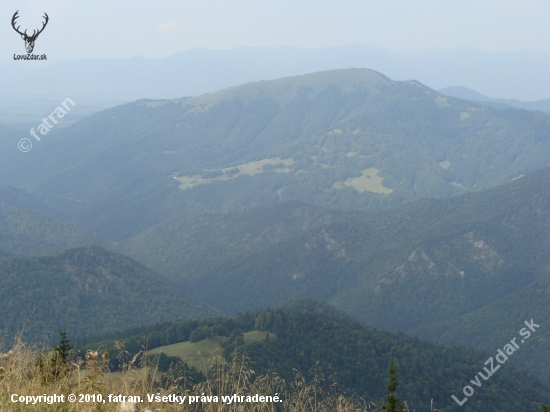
[0,337,390,412]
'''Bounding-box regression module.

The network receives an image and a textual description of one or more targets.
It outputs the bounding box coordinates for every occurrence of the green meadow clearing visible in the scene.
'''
[148,331,273,369]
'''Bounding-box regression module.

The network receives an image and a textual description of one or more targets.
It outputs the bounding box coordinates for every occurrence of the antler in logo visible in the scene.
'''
[11,11,49,54]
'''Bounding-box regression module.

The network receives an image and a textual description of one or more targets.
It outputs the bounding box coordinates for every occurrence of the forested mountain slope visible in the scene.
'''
[79,305,550,412]
[123,167,550,381]
[0,246,218,342]
[122,201,367,283]
[417,272,550,384]
[1,69,550,239]
[329,166,550,332]
[124,166,550,313]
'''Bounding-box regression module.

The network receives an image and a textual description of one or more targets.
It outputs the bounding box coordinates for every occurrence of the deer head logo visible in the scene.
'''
[11,11,49,54]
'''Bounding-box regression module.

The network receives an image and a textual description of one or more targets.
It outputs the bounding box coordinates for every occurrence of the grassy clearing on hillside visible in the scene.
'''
[175,158,294,190]
[434,96,449,107]
[148,332,274,370]
[332,168,393,194]
[0,338,385,411]
[148,337,225,370]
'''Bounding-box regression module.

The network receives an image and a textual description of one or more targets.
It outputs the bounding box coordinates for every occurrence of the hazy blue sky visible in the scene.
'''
[1,0,550,62]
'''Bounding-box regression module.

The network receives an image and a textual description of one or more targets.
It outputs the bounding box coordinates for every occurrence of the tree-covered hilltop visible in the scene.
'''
[2,69,550,239]
[0,185,57,215]
[77,304,550,412]
[0,204,110,257]
[0,185,112,256]
[0,246,218,343]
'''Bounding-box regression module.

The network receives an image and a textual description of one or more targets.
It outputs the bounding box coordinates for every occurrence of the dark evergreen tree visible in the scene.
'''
[52,329,72,378]
[385,359,403,412]
[54,329,72,362]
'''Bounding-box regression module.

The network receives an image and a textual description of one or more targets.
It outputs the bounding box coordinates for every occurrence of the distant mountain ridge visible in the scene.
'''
[440,86,550,114]
[2,45,550,128]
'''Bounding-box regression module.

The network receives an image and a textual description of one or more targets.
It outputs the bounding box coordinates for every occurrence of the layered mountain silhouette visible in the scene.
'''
[2,69,550,241]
